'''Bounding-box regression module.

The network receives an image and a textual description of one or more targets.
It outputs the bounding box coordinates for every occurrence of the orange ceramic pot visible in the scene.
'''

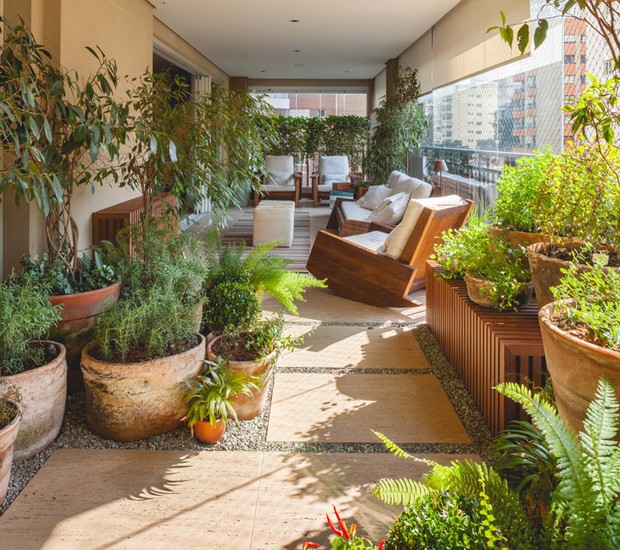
[193,419,225,444]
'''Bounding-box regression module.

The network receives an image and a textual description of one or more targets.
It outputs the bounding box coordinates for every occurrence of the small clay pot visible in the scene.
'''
[193,419,225,444]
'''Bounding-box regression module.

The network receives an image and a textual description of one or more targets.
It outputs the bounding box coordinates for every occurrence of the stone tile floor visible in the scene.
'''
[0,203,486,548]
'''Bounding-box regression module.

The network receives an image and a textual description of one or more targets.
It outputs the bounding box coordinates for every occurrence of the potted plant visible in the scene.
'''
[0,398,21,504]
[434,215,533,311]
[492,148,553,248]
[0,20,127,387]
[538,257,620,433]
[80,227,207,442]
[0,274,66,460]
[181,360,259,444]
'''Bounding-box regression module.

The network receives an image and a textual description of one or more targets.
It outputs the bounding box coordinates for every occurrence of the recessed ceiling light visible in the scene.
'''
[293,49,301,53]
[260,70,266,73]
[344,70,351,73]
[293,63,305,67]
[290,19,300,23]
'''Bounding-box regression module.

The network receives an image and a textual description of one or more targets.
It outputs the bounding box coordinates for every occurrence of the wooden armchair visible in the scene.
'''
[311,155,363,207]
[254,155,302,207]
[307,198,473,307]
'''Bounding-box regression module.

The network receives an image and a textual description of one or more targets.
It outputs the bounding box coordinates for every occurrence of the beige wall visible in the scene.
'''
[372,68,386,112]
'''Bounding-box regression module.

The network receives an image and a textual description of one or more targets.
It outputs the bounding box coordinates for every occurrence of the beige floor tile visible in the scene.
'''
[263,287,426,324]
[0,449,263,550]
[251,452,479,548]
[279,325,429,370]
[267,373,471,444]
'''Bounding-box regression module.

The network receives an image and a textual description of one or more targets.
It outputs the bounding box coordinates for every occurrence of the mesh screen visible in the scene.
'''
[255,92,367,117]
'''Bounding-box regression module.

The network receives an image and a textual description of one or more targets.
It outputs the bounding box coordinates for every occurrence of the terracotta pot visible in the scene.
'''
[528,243,620,308]
[81,335,205,442]
[490,226,549,250]
[539,300,620,435]
[49,282,121,394]
[193,419,225,444]
[0,341,67,461]
[464,274,533,310]
[206,335,274,420]
[0,401,21,504]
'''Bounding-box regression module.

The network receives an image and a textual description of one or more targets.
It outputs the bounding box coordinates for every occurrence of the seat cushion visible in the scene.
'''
[368,191,410,225]
[386,171,432,200]
[261,184,297,193]
[340,201,372,222]
[357,184,393,210]
[343,231,388,252]
[322,174,349,188]
[384,195,467,260]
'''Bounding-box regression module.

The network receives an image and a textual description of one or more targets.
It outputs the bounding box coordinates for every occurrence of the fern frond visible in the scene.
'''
[373,431,412,459]
[372,477,433,506]
[580,377,620,513]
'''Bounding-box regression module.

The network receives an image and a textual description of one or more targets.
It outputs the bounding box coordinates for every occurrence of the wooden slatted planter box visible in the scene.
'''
[425,260,547,435]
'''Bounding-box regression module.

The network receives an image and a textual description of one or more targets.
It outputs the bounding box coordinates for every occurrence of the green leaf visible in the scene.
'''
[533,20,549,49]
[89,141,99,162]
[150,136,158,155]
[168,139,178,163]
[517,24,530,54]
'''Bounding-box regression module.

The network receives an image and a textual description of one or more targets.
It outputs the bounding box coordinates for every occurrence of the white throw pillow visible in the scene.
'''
[268,171,293,186]
[368,191,410,225]
[409,179,433,200]
[358,185,393,210]
[319,155,349,177]
[322,173,349,187]
[384,195,467,260]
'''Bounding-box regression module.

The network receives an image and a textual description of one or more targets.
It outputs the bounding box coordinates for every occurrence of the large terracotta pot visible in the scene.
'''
[49,282,121,393]
[0,400,21,504]
[81,335,205,442]
[0,342,67,460]
[490,227,548,250]
[206,335,274,421]
[539,300,620,435]
[464,274,533,310]
[193,419,225,444]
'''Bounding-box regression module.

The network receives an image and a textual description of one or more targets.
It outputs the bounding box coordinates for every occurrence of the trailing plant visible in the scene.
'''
[496,377,620,548]
[551,257,620,351]
[0,274,61,375]
[181,359,259,430]
[20,247,117,296]
[536,143,620,248]
[363,67,427,185]
[493,148,554,233]
[434,215,531,310]
[0,18,128,275]
[372,432,537,548]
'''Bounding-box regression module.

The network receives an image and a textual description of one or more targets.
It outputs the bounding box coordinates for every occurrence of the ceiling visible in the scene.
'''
[149,0,460,80]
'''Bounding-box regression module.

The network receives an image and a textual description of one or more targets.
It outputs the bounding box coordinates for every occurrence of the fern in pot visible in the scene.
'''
[81,227,208,443]
[434,214,533,311]
[0,274,65,460]
[538,256,620,434]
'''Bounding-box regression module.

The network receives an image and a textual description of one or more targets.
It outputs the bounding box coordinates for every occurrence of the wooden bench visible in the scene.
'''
[425,261,547,435]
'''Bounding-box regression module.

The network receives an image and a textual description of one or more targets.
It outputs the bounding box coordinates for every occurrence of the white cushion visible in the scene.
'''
[322,173,349,187]
[341,201,372,222]
[409,179,433,200]
[265,155,294,174]
[254,201,295,247]
[385,171,410,189]
[267,171,294,186]
[343,231,388,252]
[319,155,349,178]
[368,192,410,225]
[384,194,467,260]
[358,185,393,210]
[316,183,333,192]
[262,184,297,193]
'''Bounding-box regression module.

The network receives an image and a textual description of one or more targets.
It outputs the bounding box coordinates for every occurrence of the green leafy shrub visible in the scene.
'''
[203,281,261,334]
[0,274,61,375]
[181,360,258,429]
[493,148,554,233]
[0,399,19,429]
[434,215,531,310]
[386,491,488,550]
[552,258,620,350]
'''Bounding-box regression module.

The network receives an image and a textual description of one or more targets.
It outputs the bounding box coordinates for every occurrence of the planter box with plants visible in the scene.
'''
[0,275,67,460]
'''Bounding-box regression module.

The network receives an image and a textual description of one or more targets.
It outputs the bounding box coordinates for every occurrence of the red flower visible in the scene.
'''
[378,541,386,550]
[302,542,320,549]
[332,505,350,540]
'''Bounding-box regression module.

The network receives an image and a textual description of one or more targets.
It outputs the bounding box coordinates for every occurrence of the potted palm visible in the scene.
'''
[80,226,207,442]
[181,360,259,444]
[538,257,620,434]
[0,20,127,387]
[0,399,21,504]
[0,274,65,460]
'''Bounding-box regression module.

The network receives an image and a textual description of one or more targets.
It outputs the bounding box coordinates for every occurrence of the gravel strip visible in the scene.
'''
[1,321,493,516]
